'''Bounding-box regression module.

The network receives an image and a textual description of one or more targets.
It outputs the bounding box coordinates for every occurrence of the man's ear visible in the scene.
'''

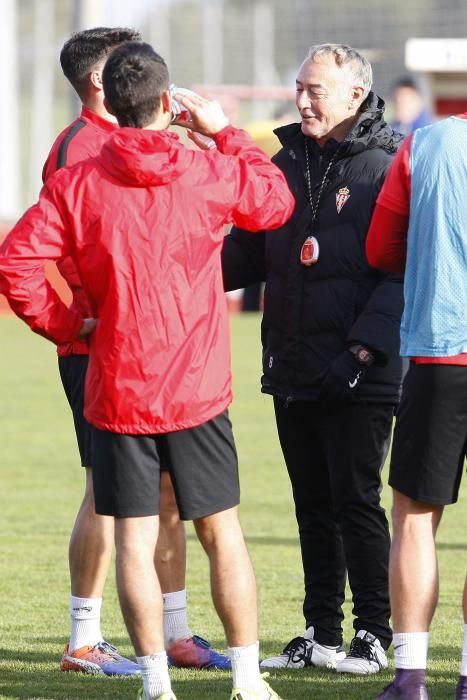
[89,69,103,92]
[103,97,115,116]
[161,89,171,115]
[350,85,366,108]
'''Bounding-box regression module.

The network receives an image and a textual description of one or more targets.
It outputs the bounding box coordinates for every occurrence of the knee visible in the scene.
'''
[391,490,442,537]
[115,517,159,557]
[194,508,242,553]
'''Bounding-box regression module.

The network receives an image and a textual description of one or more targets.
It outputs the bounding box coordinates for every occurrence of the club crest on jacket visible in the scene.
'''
[336,186,350,213]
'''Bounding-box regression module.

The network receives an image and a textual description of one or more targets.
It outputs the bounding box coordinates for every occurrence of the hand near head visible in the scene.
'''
[173,92,229,136]
[78,318,97,340]
[187,130,217,151]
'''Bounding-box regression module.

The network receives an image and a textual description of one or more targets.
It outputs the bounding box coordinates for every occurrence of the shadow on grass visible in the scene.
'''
[437,542,467,550]
[0,668,139,700]
[0,643,462,699]
[0,667,393,700]
[0,646,58,664]
[187,532,299,547]
[0,666,461,700]
[192,536,467,550]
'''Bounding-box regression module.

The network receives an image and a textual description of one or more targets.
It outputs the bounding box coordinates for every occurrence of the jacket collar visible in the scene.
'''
[80,106,117,135]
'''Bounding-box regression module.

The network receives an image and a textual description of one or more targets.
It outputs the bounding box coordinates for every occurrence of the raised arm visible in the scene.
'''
[173,91,295,232]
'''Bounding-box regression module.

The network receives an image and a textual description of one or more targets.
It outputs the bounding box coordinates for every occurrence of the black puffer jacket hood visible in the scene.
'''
[223,93,405,404]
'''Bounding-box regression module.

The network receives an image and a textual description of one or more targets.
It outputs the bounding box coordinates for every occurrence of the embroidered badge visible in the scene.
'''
[336,186,350,213]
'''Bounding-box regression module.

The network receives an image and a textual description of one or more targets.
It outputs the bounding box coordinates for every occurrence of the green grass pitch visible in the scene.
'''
[0,313,465,699]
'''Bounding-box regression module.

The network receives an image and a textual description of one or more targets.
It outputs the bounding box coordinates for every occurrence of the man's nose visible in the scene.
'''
[296,91,310,111]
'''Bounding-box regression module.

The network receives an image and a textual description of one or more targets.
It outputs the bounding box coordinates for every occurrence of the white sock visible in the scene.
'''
[162,589,191,646]
[393,632,429,669]
[461,624,467,676]
[69,596,103,652]
[228,642,262,693]
[137,651,171,698]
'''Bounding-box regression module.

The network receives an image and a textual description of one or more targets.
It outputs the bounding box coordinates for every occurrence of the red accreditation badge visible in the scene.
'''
[300,236,320,266]
[336,186,350,213]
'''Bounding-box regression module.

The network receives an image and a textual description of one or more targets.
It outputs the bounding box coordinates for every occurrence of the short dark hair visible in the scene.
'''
[60,27,142,99]
[391,76,420,93]
[102,42,169,128]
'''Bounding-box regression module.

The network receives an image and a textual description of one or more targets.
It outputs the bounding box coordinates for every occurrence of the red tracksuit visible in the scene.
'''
[43,106,117,357]
[0,125,295,433]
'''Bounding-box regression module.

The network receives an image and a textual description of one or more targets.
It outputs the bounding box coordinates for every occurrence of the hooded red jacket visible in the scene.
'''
[0,125,294,434]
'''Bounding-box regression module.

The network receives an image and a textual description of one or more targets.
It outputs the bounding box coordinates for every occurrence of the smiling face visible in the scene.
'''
[295,55,364,146]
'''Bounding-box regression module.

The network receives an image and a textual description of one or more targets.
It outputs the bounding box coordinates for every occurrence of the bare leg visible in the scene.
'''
[194,507,257,646]
[64,468,140,672]
[115,515,164,656]
[155,470,186,594]
[69,467,114,597]
[389,489,443,632]
[377,490,451,697]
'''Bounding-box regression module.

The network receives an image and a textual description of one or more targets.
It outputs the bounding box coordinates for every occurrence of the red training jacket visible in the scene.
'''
[0,125,295,434]
[43,106,117,357]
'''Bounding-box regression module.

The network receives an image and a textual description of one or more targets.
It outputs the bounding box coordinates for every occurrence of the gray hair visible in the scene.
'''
[305,43,373,99]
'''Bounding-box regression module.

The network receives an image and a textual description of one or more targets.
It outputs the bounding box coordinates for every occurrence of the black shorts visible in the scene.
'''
[389,363,467,505]
[58,355,93,467]
[92,411,240,519]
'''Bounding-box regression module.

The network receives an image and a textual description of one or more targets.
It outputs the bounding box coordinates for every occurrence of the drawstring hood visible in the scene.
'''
[100,128,193,187]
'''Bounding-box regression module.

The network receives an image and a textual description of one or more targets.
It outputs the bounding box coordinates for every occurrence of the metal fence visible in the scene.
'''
[2,0,467,216]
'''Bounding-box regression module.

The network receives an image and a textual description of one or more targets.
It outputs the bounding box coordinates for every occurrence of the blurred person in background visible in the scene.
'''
[0,40,294,700]
[389,77,433,136]
[43,26,230,675]
[222,43,404,675]
[367,108,467,700]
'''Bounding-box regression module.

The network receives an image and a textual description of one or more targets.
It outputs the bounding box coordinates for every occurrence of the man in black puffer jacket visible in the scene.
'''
[222,43,405,676]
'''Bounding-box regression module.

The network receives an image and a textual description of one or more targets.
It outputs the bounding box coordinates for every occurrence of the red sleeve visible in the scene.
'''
[366,205,409,273]
[212,125,295,231]
[0,180,83,344]
[43,118,95,325]
[366,136,413,273]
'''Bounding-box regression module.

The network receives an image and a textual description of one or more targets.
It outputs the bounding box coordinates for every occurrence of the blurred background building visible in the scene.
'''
[1,0,467,222]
